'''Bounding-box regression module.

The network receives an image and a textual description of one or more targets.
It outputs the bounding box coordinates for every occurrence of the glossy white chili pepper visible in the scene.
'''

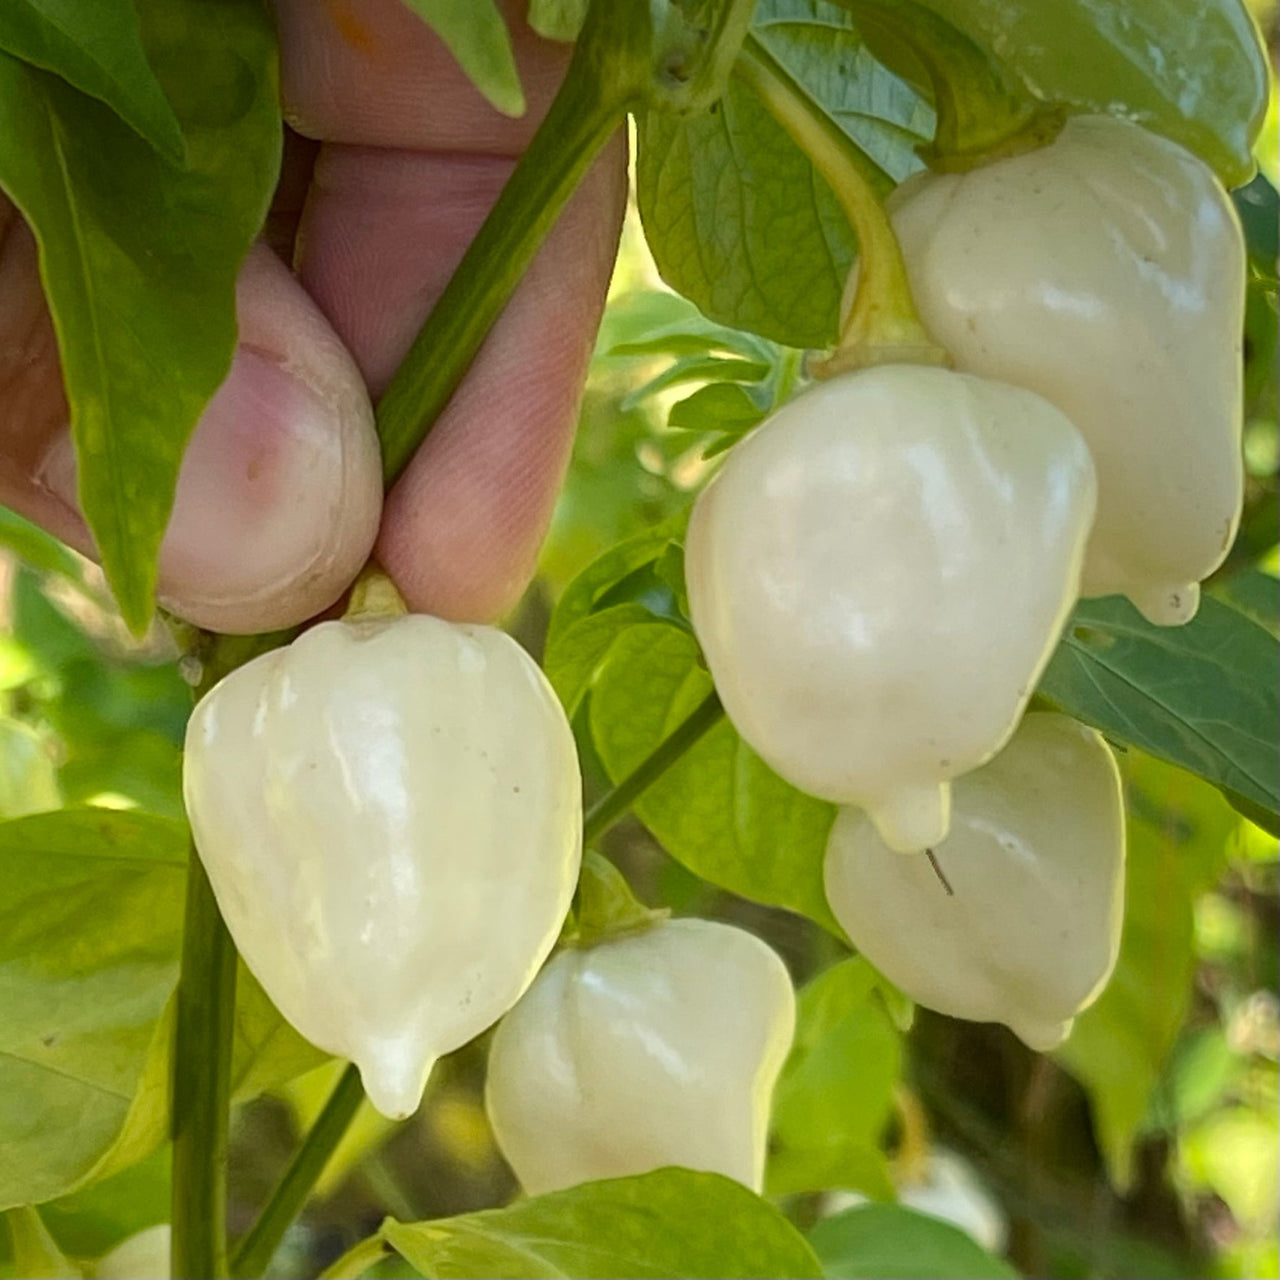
[890,114,1245,626]
[685,363,1097,852]
[183,613,582,1120]
[484,917,796,1195]
[824,712,1126,1051]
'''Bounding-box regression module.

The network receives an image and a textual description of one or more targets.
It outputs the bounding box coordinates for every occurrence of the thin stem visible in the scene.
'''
[171,854,238,1280]
[734,35,945,371]
[375,53,625,482]
[583,691,724,844]
[231,1064,367,1279]
[925,847,954,896]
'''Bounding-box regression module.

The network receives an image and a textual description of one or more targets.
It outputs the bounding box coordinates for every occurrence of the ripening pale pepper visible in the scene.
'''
[685,363,1097,853]
[824,712,1126,1051]
[484,917,796,1195]
[890,114,1246,625]
[183,613,582,1120]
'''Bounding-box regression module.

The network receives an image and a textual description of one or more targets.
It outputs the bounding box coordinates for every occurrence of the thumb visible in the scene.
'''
[1,205,382,634]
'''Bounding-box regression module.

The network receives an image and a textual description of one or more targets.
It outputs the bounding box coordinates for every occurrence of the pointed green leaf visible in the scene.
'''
[381,1169,823,1278]
[912,0,1267,184]
[0,0,280,632]
[768,958,900,1199]
[400,0,525,117]
[0,0,184,161]
[810,1203,1017,1279]
[1038,595,1280,829]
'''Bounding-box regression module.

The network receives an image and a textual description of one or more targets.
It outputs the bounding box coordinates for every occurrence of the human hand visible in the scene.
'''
[0,0,626,633]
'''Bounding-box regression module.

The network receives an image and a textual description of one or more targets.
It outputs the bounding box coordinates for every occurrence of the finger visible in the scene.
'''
[0,201,382,634]
[278,0,571,155]
[280,0,627,621]
[299,141,625,619]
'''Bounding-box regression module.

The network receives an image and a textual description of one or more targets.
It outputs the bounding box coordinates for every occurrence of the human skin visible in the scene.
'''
[0,0,627,631]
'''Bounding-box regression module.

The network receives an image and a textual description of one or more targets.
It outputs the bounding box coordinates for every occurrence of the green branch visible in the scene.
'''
[231,1064,366,1278]
[374,57,625,482]
[584,691,724,843]
[171,855,238,1279]
[734,35,945,372]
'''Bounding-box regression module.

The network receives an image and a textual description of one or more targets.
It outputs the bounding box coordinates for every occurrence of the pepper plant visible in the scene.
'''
[0,1,1277,1279]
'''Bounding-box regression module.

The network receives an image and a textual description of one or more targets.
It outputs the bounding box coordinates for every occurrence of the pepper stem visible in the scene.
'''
[171,854,237,1279]
[230,1063,366,1278]
[734,35,947,373]
[344,565,408,624]
[582,691,725,842]
[568,851,668,948]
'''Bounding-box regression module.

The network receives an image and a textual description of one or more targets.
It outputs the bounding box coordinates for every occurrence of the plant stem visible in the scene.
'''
[374,53,625,482]
[735,35,945,372]
[171,853,238,1280]
[583,691,724,844]
[834,0,1056,170]
[230,1064,366,1279]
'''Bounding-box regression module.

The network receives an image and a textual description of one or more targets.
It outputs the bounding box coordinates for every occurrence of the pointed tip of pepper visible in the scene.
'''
[1126,580,1200,627]
[357,1043,436,1121]
[1010,1014,1072,1054]
[869,782,953,854]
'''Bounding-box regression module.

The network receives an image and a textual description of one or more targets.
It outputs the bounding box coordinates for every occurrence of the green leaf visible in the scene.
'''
[1038,595,1280,829]
[400,0,525,117]
[0,809,186,1209]
[768,958,900,1199]
[622,354,770,411]
[9,570,190,817]
[229,966,328,1103]
[381,1168,823,1278]
[912,0,1268,185]
[545,518,693,714]
[37,1145,169,1259]
[526,0,589,42]
[0,809,325,1208]
[0,0,280,632]
[1055,753,1239,1189]
[0,0,184,162]
[548,520,689,645]
[0,507,87,582]
[589,625,842,932]
[809,1203,1018,1279]
[1212,568,1279,637]
[668,382,769,435]
[0,720,61,820]
[603,292,775,361]
[546,604,675,717]
[3,1206,79,1279]
[637,0,930,347]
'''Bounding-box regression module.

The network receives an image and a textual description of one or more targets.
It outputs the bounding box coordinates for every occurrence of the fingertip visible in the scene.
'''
[32,245,384,634]
[374,135,627,622]
[156,245,383,632]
